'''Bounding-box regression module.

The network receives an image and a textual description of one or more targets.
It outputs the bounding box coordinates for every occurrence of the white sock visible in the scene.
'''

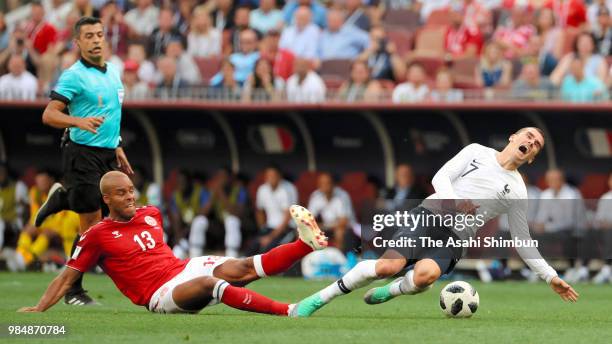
[391,270,431,296]
[320,260,378,303]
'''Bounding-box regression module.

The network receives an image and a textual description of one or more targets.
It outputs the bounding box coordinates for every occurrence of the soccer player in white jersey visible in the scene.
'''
[290,127,579,317]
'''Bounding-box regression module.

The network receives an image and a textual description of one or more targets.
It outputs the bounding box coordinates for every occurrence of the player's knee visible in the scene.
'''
[413,268,440,288]
[192,276,219,295]
[375,259,404,278]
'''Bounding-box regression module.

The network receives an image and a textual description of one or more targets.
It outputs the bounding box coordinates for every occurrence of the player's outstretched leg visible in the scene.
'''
[34,183,69,227]
[172,276,292,316]
[363,258,441,305]
[290,254,407,317]
[213,205,328,286]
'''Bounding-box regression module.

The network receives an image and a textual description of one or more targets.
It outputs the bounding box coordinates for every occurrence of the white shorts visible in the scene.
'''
[148,255,231,314]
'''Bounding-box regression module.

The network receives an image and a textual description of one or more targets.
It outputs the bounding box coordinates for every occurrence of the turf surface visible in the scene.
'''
[0,272,610,344]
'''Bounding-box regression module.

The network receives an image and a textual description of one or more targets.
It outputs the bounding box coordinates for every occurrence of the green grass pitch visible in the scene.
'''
[1,272,611,343]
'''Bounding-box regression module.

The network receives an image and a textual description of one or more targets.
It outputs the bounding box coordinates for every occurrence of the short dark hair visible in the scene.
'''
[74,16,102,37]
[515,127,545,146]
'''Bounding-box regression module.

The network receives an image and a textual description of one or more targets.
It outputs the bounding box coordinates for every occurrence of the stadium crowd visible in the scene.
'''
[0,0,611,102]
[1,160,611,284]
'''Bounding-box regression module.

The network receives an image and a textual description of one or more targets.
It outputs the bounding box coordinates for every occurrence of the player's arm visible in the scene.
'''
[17,267,82,312]
[42,99,104,134]
[431,144,478,199]
[508,200,579,302]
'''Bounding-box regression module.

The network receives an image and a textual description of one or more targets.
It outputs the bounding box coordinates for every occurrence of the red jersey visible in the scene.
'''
[445,25,484,57]
[544,0,587,28]
[66,206,188,306]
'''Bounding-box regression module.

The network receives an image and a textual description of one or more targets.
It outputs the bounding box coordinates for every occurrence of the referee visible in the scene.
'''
[35,17,133,305]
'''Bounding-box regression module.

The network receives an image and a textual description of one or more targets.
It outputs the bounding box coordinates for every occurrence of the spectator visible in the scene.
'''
[543,0,587,28]
[175,0,195,36]
[122,59,149,99]
[430,68,464,102]
[227,6,252,54]
[587,0,612,31]
[475,42,512,88]
[259,29,295,80]
[511,59,556,100]
[0,163,29,254]
[533,7,563,76]
[209,58,242,100]
[551,32,608,86]
[0,54,38,100]
[392,62,429,103]
[168,170,211,259]
[146,7,186,59]
[46,0,73,30]
[126,43,156,85]
[338,60,382,102]
[0,27,40,77]
[344,0,371,32]
[379,164,427,212]
[187,7,222,58]
[124,0,159,38]
[318,9,370,61]
[100,0,129,57]
[592,172,612,284]
[283,0,327,28]
[593,6,612,56]
[164,39,201,86]
[461,0,492,34]
[493,5,536,59]
[131,167,161,208]
[211,29,260,86]
[534,169,589,283]
[357,25,405,82]
[279,5,321,60]
[250,0,284,34]
[242,58,284,101]
[209,0,237,31]
[155,56,189,99]
[286,58,326,102]
[308,173,350,252]
[0,12,9,52]
[24,1,57,55]
[15,169,79,271]
[103,40,124,74]
[189,168,246,258]
[445,4,484,59]
[252,165,298,254]
[560,57,607,102]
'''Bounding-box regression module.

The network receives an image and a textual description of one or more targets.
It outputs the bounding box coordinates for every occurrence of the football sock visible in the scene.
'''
[320,260,378,302]
[253,239,313,277]
[392,270,431,296]
[214,280,289,316]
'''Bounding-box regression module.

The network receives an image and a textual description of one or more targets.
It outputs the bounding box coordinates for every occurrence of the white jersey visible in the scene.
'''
[424,143,558,283]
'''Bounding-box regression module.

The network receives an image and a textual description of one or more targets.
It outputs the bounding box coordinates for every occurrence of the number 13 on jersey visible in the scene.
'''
[134,231,155,251]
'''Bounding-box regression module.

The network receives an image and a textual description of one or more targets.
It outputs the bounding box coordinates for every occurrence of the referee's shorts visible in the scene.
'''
[62,140,117,213]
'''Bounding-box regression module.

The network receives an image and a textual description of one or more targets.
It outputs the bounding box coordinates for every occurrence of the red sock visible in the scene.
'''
[258,240,313,276]
[220,284,289,316]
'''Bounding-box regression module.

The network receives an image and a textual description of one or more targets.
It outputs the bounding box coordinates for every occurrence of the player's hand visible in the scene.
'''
[116,147,134,175]
[550,276,579,302]
[75,116,105,134]
[17,306,41,312]
[456,200,479,215]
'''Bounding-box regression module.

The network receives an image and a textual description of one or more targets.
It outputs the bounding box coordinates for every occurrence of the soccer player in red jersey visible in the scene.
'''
[18,171,327,315]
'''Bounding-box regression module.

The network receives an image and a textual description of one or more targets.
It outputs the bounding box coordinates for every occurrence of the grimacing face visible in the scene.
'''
[104,175,137,219]
[508,128,544,164]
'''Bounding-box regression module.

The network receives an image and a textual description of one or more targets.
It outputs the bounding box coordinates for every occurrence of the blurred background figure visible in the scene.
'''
[308,173,350,252]
[392,62,429,103]
[379,163,426,212]
[430,69,464,102]
[286,58,326,103]
[0,54,38,100]
[534,169,589,283]
[250,165,297,255]
[592,172,612,284]
[338,60,381,102]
